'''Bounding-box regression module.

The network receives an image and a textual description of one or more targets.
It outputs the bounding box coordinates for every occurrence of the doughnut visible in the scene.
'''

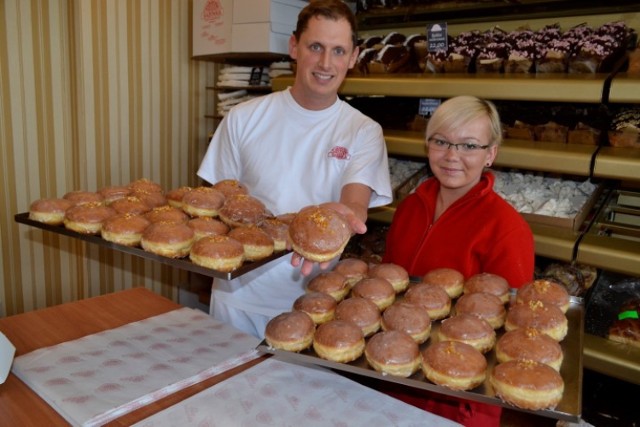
[403,283,451,320]
[437,314,496,354]
[306,271,350,302]
[264,311,315,352]
[422,267,464,299]
[495,327,564,371]
[505,300,568,341]
[110,196,153,216]
[212,179,249,198]
[128,178,163,194]
[288,205,351,263]
[381,301,431,344]
[144,205,189,224]
[63,190,104,206]
[365,330,421,377]
[333,257,368,288]
[422,341,487,391]
[166,186,192,208]
[293,291,337,325]
[63,202,116,234]
[258,217,290,252]
[132,190,167,209]
[140,221,194,258]
[227,225,275,261]
[368,263,410,293]
[98,185,131,204]
[454,292,506,329]
[219,194,268,228]
[490,360,564,410]
[187,217,229,240]
[181,186,225,218]
[464,272,511,304]
[516,279,571,313]
[276,212,296,225]
[335,297,381,337]
[29,198,74,226]
[350,277,396,311]
[312,319,365,363]
[101,213,151,247]
[189,235,245,272]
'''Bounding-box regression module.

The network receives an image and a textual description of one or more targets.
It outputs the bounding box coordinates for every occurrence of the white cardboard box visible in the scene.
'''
[231,22,294,54]
[193,0,233,57]
[233,0,306,25]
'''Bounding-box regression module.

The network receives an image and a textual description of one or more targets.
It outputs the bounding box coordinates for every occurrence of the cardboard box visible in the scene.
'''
[231,22,294,54]
[233,0,305,25]
[193,0,233,57]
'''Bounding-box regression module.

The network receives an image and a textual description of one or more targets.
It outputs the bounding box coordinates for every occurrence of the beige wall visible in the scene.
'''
[0,0,213,316]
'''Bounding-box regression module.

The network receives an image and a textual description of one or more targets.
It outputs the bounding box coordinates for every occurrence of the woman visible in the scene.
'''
[382,95,535,426]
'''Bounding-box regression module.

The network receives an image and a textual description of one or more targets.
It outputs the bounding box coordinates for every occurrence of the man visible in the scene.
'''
[197,0,392,339]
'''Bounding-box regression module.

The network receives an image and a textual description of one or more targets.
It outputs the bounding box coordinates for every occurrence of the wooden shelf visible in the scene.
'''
[607,73,640,103]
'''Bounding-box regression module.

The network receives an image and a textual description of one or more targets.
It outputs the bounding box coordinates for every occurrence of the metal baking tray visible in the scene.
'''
[258,295,583,422]
[15,212,290,279]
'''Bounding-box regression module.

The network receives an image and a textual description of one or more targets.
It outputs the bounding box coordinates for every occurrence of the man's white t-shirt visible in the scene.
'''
[197,88,392,337]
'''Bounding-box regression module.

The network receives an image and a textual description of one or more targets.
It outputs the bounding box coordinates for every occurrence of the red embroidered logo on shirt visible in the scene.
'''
[327,146,351,160]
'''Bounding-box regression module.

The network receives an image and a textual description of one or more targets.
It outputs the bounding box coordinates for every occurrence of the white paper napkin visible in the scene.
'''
[0,331,16,383]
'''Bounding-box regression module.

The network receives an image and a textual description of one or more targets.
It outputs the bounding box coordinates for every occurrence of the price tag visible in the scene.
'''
[419,98,441,116]
[427,23,448,52]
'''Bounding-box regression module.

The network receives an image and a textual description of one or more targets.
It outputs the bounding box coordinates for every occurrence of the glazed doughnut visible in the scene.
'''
[437,314,496,354]
[422,268,464,299]
[312,319,365,363]
[306,271,350,302]
[333,257,368,288]
[189,235,245,272]
[350,277,396,311]
[421,341,487,391]
[505,300,568,341]
[365,330,421,377]
[128,178,163,194]
[258,217,290,252]
[381,301,431,344]
[464,272,511,304]
[29,198,74,226]
[288,205,351,263]
[187,217,229,240]
[219,194,268,228]
[212,179,249,198]
[101,213,151,247]
[140,221,194,258]
[181,186,225,218]
[144,205,189,224]
[454,292,506,329]
[264,310,315,352]
[227,225,275,261]
[293,291,337,325]
[495,327,564,371]
[63,202,116,234]
[99,185,131,205]
[63,190,104,206]
[276,212,296,225]
[516,279,571,313]
[335,297,381,337]
[166,186,192,208]
[368,263,410,293]
[110,196,153,216]
[490,360,564,410]
[403,283,451,320]
[132,190,167,209]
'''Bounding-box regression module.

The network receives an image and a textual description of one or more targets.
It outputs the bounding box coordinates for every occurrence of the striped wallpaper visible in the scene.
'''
[0,0,214,316]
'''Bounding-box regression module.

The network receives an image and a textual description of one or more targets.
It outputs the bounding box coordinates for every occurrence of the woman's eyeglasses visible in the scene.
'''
[427,137,490,153]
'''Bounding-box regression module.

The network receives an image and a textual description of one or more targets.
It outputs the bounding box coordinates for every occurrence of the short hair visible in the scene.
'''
[294,0,358,48]
[426,96,503,146]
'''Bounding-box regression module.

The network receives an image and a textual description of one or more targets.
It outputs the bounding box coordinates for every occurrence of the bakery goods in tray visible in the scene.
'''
[438,314,496,354]
[189,235,244,272]
[219,194,268,228]
[288,205,351,263]
[421,341,487,391]
[264,310,315,352]
[29,198,73,226]
[333,257,368,288]
[141,221,194,258]
[381,301,431,344]
[293,291,337,325]
[454,292,506,329]
[516,279,571,313]
[365,330,421,378]
[101,213,151,247]
[608,298,640,348]
[496,327,564,371]
[491,360,564,410]
[307,271,350,302]
[403,282,451,321]
[464,272,510,304]
[422,268,464,299]
[350,277,396,311]
[227,225,274,261]
[312,319,365,363]
[335,296,381,337]
[181,186,225,218]
[63,203,116,234]
[368,263,410,293]
[505,300,568,341]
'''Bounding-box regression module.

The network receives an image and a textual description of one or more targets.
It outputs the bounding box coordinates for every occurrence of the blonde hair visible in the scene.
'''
[426,96,502,146]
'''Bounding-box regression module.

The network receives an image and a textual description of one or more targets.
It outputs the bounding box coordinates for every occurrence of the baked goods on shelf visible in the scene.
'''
[463,272,510,304]
[351,277,396,311]
[421,341,487,391]
[140,221,194,258]
[608,107,640,148]
[312,319,365,363]
[422,267,464,299]
[288,205,351,263]
[516,279,571,313]
[293,291,337,325]
[101,213,151,247]
[505,300,568,341]
[189,235,244,272]
[227,225,275,262]
[335,296,381,337]
[381,301,431,344]
[219,194,269,228]
[182,186,225,218]
[491,360,564,410]
[608,298,640,348]
[368,263,410,293]
[307,271,350,302]
[496,327,564,371]
[437,314,496,354]
[364,330,421,378]
[29,198,73,226]
[63,202,116,235]
[187,217,230,240]
[264,310,315,352]
[403,282,451,320]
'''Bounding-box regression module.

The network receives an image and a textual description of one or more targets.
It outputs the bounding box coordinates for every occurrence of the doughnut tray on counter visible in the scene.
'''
[14,212,290,280]
[258,295,584,423]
